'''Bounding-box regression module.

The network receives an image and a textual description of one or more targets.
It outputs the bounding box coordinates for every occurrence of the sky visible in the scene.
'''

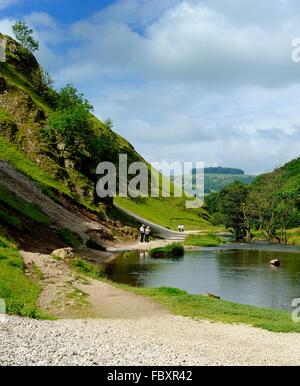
[1,0,300,174]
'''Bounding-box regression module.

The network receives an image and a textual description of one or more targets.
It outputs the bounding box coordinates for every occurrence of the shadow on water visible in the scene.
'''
[99,247,300,310]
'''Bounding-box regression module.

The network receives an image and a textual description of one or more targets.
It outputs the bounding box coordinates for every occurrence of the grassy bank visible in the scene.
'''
[185,234,224,247]
[69,256,300,333]
[0,235,42,318]
[128,287,300,333]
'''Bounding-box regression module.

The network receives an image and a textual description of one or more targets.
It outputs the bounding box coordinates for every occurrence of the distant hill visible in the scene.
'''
[193,167,245,175]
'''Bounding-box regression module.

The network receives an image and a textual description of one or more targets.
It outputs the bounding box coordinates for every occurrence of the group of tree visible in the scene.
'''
[206,175,300,243]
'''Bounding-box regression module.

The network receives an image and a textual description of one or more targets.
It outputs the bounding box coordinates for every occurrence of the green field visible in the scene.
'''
[185,233,224,247]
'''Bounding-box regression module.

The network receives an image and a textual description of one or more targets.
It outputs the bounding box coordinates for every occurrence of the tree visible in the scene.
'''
[12,21,39,52]
[218,182,250,241]
[104,119,113,130]
[44,84,94,160]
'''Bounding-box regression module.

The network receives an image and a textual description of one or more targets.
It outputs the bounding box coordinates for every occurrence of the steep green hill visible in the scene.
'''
[0,34,144,209]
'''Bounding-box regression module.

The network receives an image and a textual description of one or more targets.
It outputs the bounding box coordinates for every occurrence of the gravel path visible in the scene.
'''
[1,315,300,366]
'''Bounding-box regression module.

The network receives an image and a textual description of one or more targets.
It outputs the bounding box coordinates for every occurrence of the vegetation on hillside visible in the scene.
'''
[115,196,213,231]
[204,173,255,194]
[12,21,39,52]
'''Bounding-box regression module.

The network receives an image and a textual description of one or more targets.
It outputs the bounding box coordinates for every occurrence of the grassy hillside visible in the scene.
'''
[115,196,215,231]
[0,34,144,208]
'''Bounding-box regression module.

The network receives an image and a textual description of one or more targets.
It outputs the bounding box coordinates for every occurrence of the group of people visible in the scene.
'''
[139,224,151,243]
[178,224,185,233]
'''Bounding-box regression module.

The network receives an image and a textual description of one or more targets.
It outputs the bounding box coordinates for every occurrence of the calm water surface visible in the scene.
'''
[100,248,300,310]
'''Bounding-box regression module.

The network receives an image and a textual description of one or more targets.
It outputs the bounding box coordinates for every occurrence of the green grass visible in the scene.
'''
[0,137,69,195]
[0,184,51,225]
[0,235,42,318]
[185,233,223,247]
[69,257,104,279]
[286,228,300,246]
[115,196,217,231]
[0,137,100,213]
[0,62,51,113]
[0,108,12,121]
[124,286,300,333]
[58,228,83,248]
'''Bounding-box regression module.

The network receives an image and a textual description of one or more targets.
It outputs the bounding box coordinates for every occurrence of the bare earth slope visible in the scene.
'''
[0,160,102,240]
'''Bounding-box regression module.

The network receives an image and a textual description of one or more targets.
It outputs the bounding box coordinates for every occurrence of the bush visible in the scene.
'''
[58,228,83,248]
[150,243,184,259]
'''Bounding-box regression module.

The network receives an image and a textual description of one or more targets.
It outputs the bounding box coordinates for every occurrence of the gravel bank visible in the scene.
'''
[1,315,300,366]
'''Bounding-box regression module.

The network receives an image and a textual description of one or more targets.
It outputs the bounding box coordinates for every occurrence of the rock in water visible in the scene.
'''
[51,247,74,260]
[270,259,280,267]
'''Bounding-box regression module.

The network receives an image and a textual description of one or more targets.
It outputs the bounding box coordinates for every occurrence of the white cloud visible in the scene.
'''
[3,0,300,174]
[0,17,14,35]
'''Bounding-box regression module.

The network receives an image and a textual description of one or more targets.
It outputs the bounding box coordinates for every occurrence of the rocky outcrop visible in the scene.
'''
[51,247,75,260]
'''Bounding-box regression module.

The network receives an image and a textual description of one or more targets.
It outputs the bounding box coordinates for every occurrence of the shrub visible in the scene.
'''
[58,228,83,248]
[150,243,184,259]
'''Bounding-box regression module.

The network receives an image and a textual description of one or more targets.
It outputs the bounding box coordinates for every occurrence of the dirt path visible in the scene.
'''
[21,251,166,319]
[107,238,182,252]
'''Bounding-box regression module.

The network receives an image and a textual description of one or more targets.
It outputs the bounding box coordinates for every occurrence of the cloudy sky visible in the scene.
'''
[1,0,300,174]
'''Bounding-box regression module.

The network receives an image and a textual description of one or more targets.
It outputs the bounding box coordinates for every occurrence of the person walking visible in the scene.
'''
[140,224,146,243]
[145,226,151,243]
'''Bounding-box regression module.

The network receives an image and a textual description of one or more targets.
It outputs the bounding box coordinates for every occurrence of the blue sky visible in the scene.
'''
[1,0,300,174]
[0,1,116,23]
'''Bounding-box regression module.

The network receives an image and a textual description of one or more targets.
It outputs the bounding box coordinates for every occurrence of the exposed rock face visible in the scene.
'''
[51,248,75,260]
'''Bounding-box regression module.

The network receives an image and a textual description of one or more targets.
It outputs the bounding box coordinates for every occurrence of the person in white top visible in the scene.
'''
[145,226,151,243]
[140,224,146,242]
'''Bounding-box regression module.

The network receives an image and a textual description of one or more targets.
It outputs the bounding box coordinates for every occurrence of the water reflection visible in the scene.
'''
[100,249,300,310]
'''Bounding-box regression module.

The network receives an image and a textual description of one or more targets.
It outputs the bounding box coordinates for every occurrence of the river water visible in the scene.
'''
[100,245,300,310]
